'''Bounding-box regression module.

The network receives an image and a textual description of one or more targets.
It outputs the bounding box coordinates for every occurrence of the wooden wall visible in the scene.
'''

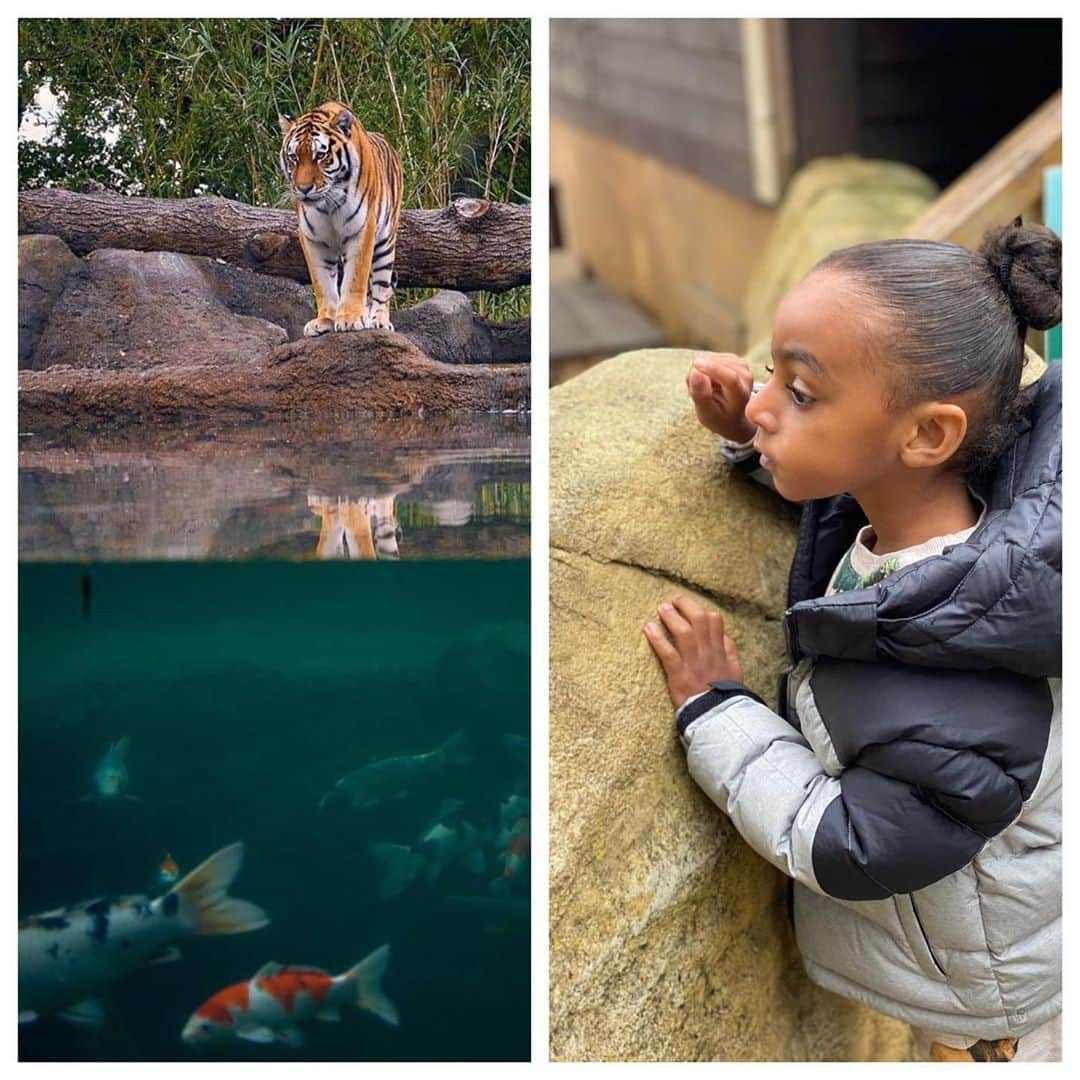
[550,19,757,201]
[550,118,775,352]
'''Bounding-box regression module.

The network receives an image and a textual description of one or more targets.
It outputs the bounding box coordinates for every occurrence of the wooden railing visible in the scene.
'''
[905,91,1061,249]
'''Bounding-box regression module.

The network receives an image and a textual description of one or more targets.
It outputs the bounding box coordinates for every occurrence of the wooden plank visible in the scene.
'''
[550,279,666,361]
[550,118,776,350]
[904,91,1061,249]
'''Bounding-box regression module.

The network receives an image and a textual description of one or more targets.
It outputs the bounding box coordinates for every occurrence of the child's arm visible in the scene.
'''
[647,596,1045,901]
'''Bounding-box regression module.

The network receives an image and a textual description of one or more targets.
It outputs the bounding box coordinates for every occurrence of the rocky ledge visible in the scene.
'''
[19,234,530,437]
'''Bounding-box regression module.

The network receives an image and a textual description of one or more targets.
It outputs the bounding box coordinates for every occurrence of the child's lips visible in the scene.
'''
[753,442,775,470]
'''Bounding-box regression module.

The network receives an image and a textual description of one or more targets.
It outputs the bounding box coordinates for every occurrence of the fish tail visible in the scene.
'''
[110,736,132,759]
[343,944,399,1027]
[168,842,270,935]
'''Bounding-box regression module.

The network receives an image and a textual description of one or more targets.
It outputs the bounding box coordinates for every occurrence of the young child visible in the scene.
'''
[645,221,1061,1062]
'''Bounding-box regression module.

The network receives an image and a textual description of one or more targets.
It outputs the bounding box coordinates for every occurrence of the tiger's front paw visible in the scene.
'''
[304,317,335,337]
[365,304,394,332]
[333,307,369,332]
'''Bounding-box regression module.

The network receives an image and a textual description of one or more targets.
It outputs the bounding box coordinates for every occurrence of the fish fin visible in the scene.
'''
[18,1010,38,1024]
[344,944,399,1027]
[275,1026,304,1047]
[253,961,284,980]
[166,842,270,935]
[110,736,132,760]
[370,843,422,901]
[57,997,105,1026]
[146,945,182,966]
[316,1006,341,1022]
[123,793,143,803]
[236,1025,277,1044]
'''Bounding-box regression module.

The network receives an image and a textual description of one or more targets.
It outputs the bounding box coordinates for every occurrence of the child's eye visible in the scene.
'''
[764,364,774,374]
[788,385,814,407]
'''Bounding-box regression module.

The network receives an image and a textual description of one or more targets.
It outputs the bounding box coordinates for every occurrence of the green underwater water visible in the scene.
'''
[19,561,530,1061]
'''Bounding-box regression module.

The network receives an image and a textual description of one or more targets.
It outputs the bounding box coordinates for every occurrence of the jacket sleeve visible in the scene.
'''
[678,684,1035,901]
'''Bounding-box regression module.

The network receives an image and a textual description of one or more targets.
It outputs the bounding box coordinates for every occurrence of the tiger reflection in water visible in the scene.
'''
[308,496,401,560]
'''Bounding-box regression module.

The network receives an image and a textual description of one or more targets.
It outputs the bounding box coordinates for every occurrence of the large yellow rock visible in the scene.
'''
[550,348,914,1061]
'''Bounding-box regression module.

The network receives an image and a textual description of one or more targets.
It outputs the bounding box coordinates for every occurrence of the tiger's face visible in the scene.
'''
[278,109,355,207]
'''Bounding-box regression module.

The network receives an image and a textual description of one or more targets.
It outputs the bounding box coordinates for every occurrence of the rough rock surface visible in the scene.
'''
[28,247,292,371]
[18,234,81,367]
[20,235,528,372]
[549,348,914,1061]
[394,290,530,364]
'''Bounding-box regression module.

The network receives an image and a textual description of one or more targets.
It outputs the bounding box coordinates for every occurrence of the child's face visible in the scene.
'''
[746,270,910,503]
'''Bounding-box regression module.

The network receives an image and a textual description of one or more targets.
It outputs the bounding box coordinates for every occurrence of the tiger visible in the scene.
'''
[278,101,403,336]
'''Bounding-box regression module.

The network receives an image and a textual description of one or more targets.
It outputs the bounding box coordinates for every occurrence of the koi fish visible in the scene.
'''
[19,842,269,1026]
[491,816,529,892]
[319,732,471,810]
[82,736,138,802]
[369,799,485,900]
[158,853,180,886]
[182,945,399,1048]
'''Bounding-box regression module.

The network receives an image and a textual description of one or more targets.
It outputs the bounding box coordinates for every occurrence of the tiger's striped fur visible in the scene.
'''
[278,102,403,336]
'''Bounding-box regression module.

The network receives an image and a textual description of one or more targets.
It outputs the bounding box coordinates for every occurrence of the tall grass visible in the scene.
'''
[19,18,530,320]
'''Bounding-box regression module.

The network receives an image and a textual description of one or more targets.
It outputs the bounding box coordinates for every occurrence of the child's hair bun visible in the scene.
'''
[979,219,1062,332]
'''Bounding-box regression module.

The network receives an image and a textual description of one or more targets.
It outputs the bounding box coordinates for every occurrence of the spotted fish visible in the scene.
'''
[18,842,269,1026]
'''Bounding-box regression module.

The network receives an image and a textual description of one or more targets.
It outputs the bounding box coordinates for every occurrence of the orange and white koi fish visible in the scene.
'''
[500,817,530,880]
[19,843,269,1027]
[182,945,398,1048]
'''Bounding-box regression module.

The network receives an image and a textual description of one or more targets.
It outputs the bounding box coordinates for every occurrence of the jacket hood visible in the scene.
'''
[785,362,1061,678]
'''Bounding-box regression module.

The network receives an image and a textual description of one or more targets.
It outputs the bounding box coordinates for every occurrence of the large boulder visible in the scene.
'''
[394,290,530,364]
[550,348,914,1061]
[19,234,81,367]
[26,246,297,371]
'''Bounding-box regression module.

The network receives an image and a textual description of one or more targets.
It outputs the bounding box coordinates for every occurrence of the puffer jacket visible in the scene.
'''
[678,363,1061,1039]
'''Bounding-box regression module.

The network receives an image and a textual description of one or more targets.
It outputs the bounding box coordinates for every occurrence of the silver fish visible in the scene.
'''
[84,736,137,802]
[19,842,269,1026]
[319,732,471,810]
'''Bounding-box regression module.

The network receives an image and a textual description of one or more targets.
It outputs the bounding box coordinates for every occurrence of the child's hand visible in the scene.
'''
[644,594,743,709]
[686,352,757,443]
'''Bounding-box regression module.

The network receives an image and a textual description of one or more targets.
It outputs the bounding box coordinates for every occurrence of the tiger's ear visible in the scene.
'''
[278,114,294,134]
[334,109,354,137]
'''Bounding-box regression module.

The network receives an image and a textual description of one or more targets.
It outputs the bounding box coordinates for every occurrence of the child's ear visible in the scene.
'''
[899,403,968,470]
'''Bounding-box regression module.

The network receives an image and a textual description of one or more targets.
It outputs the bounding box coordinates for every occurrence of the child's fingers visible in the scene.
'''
[644,622,679,667]
[692,352,750,380]
[657,601,692,640]
[670,594,706,624]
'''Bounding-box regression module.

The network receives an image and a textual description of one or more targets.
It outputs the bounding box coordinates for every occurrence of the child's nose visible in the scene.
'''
[745,384,778,433]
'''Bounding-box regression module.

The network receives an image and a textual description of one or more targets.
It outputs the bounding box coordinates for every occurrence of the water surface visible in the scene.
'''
[19,414,530,561]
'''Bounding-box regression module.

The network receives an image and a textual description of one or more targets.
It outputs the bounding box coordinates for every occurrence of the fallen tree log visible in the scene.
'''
[18,187,531,293]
